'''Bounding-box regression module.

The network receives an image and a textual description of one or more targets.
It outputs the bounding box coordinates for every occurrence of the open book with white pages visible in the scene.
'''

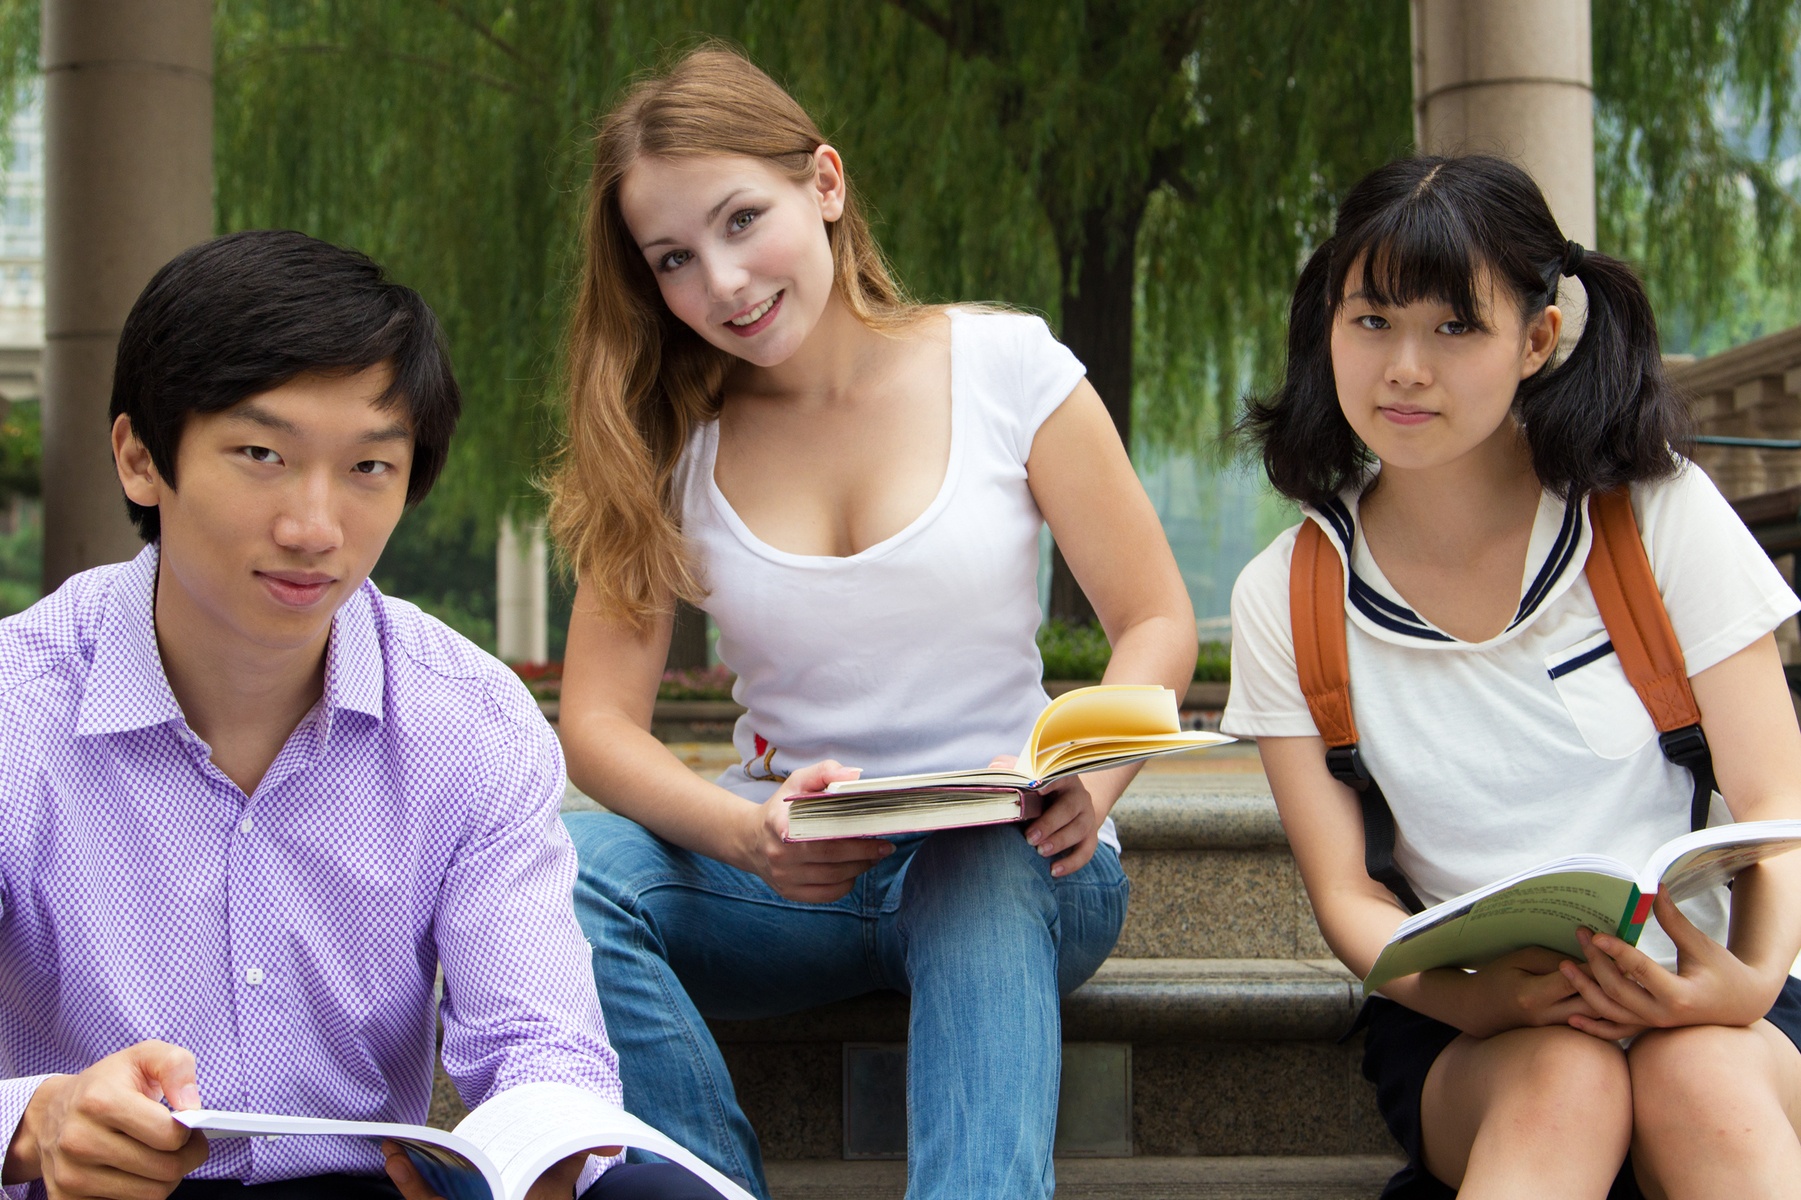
[784,685,1232,840]
[176,1080,753,1200]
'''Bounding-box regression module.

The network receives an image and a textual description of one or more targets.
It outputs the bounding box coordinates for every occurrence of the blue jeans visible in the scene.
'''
[565,813,1130,1200]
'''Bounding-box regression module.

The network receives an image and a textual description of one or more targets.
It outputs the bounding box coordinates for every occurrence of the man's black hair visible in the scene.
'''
[110,229,462,541]
[1240,154,1691,508]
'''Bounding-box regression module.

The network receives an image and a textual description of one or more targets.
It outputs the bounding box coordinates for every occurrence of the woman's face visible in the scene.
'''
[618,149,845,368]
[1329,258,1560,475]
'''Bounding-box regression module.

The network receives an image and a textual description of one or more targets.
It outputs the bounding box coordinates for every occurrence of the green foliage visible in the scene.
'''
[369,495,498,647]
[0,1,38,152]
[0,401,40,501]
[0,1,1795,528]
[1036,618,1230,682]
[0,498,39,617]
[1036,618,1114,680]
[1596,1,1801,330]
[658,664,735,701]
[1195,639,1229,683]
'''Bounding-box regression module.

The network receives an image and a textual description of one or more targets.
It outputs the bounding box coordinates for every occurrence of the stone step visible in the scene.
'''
[709,958,1359,1044]
[763,1155,1403,1199]
[710,959,1390,1160]
[1108,776,1331,961]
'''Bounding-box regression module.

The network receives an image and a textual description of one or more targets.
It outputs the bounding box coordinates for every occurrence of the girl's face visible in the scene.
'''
[1329,259,1560,474]
[618,149,846,369]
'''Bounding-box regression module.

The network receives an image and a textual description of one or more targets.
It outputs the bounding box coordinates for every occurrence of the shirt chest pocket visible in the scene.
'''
[1545,631,1658,759]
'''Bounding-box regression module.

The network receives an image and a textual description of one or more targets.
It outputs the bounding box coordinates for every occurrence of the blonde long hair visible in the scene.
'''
[548,46,923,630]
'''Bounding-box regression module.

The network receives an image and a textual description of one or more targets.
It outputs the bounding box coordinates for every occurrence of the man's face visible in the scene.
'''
[115,365,414,659]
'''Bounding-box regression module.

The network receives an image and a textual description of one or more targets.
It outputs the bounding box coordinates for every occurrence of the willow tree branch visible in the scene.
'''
[885,0,1009,61]
[220,43,547,103]
[419,0,542,74]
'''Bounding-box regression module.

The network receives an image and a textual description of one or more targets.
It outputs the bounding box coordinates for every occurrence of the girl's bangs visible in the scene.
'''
[1328,205,1490,330]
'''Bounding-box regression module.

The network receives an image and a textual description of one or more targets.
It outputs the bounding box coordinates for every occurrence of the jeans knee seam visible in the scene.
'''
[633,917,762,1191]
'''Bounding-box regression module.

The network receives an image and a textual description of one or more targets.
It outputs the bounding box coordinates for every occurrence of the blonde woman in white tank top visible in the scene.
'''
[548,50,1195,1200]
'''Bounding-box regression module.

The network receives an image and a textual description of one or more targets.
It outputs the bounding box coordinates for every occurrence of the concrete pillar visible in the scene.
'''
[496,514,548,664]
[1411,0,1595,245]
[42,1,213,590]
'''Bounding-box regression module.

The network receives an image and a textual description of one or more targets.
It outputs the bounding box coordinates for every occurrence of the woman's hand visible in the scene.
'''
[1414,947,1604,1040]
[990,755,1103,877]
[740,760,894,903]
[1557,892,1787,1040]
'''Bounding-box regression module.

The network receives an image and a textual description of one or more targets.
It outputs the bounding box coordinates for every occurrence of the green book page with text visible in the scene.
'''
[1364,870,1639,992]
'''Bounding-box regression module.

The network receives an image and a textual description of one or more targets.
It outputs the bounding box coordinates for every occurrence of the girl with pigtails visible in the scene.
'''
[547,46,1196,1200]
[1224,154,1801,1199]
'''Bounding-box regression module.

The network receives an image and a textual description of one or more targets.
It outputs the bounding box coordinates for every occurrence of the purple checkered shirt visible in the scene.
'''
[0,545,622,1196]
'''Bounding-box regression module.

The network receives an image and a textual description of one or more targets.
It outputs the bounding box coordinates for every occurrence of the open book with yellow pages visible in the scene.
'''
[784,684,1232,841]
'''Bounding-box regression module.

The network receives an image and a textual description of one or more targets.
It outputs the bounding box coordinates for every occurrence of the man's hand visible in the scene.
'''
[1422,947,1605,1039]
[740,760,894,903]
[1558,891,1787,1040]
[383,1144,621,1200]
[4,1040,209,1199]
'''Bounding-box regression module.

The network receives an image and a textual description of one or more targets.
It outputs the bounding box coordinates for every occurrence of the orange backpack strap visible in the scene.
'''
[1584,488,1715,830]
[1291,521,1359,747]
[1291,521,1425,913]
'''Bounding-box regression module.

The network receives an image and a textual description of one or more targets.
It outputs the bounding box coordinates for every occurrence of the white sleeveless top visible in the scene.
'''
[676,309,1118,849]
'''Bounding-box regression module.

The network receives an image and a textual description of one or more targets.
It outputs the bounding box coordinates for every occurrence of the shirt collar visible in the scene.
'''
[74,543,185,736]
[1302,482,1593,650]
[74,543,387,737]
[326,582,386,724]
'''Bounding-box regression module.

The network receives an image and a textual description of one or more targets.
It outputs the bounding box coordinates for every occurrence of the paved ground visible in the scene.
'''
[764,1156,1400,1199]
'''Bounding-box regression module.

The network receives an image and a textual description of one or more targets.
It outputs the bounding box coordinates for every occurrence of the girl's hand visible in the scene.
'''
[1423,947,1604,1039]
[1557,891,1787,1040]
[991,755,1102,878]
[745,760,894,903]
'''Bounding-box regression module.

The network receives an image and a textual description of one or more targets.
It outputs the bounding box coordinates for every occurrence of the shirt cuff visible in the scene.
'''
[1,1075,54,1200]
[575,1150,625,1195]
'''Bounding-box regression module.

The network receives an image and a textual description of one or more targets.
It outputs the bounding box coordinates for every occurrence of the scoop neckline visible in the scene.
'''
[702,309,967,568]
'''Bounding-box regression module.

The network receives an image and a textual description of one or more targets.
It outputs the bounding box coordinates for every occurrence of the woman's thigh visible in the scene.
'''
[567,810,895,1020]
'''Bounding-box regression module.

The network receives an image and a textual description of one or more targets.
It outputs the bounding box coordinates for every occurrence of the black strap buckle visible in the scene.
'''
[1325,744,1373,792]
[1658,723,1710,769]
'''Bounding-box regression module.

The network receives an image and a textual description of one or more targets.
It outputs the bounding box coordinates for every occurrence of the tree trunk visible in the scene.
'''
[665,599,709,671]
[1048,203,1142,626]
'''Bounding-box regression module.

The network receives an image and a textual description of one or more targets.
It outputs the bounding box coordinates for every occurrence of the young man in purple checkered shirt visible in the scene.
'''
[0,233,712,1200]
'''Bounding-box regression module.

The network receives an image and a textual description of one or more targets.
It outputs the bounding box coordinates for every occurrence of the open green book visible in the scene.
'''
[785,685,1232,841]
[1363,819,1801,993]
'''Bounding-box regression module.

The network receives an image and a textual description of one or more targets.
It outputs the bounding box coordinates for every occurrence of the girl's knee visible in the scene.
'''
[1482,1026,1632,1118]
[1628,1025,1768,1125]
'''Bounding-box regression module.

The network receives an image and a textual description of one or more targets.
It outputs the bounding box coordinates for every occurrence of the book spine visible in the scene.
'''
[1616,886,1654,944]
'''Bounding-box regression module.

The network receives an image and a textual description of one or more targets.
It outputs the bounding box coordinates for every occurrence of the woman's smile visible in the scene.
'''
[726,290,783,336]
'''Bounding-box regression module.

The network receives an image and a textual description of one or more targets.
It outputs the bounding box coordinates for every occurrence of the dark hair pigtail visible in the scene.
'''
[1239,242,1371,508]
[1517,251,1692,496]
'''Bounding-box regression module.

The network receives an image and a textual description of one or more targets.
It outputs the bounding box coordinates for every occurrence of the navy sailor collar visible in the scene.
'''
[1301,483,1592,650]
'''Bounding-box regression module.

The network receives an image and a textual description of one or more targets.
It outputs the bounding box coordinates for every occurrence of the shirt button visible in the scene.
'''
[245,967,264,985]
[239,816,254,834]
